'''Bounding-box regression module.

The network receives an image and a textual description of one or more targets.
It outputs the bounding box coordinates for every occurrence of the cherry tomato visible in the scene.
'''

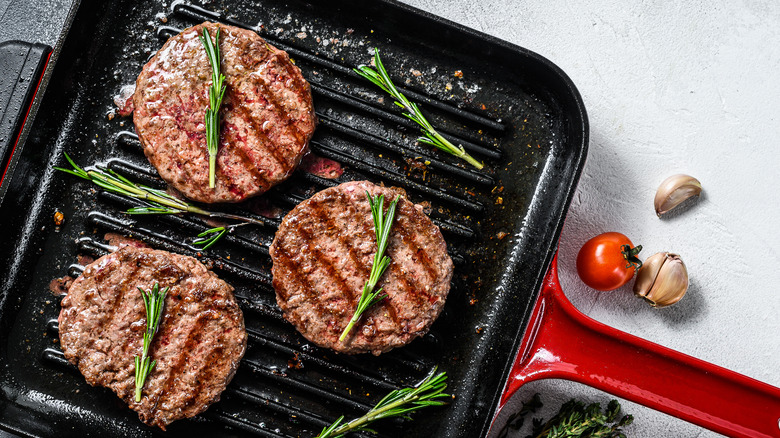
[576,232,642,291]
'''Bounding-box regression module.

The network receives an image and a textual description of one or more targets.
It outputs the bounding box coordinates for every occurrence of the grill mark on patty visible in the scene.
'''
[145,92,204,190]
[170,311,224,411]
[295,220,354,317]
[223,124,267,193]
[228,102,285,185]
[393,215,440,285]
[80,256,143,362]
[225,69,300,175]
[310,193,373,292]
[210,123,246,199]
[278,51,314,121]
[150,309,208,418]
[388,229,439,308]
[272,242,328,320]
[250,59,307,160]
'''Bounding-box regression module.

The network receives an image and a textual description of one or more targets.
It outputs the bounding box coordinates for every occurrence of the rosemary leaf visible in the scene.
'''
[199,26,227,189]
[317,368,449,438]
[339,192,400,342]
[192,226,228,250]
[134,283,168,402]
[354,49,484,169]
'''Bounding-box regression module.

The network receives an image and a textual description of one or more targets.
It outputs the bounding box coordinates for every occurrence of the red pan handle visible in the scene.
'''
[497,252,780,438]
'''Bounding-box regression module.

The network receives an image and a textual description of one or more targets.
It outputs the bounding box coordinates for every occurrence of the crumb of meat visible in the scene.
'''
[49,276,73,296]
[299,154,344,179]
[113,84,135,116]
[287,352,304,370]
[77,254,95,266]
[104,233,149,250]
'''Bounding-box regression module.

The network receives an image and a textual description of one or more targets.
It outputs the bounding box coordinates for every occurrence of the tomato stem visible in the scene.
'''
[621,244,643,270]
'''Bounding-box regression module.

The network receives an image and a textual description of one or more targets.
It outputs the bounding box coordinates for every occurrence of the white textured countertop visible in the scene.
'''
[3,0,778,436]
[398,0,780,436]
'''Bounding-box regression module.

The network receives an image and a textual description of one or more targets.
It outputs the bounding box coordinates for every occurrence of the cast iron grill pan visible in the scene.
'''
[0,1,587,437]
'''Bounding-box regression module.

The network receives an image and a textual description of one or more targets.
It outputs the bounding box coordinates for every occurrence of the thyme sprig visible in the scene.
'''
[530,399,633,438]
[54,153,265,248]
[354,49,484,169]
[317,368,449,438]
[498,394,633,438]
[199,26,227,188]
[339,192,400,342]
[134,283,168,402]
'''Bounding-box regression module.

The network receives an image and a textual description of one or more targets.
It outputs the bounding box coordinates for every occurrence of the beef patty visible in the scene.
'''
[133,22,316,203]
[270,181,454,355]
[58,246,247,429]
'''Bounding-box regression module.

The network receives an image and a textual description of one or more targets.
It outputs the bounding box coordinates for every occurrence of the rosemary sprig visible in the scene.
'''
[339,193,400,342]
[134,283,168,402]
[199,26,227,189]
[317,368,449,438]
[54,153,265,249]
[354,49,484,169]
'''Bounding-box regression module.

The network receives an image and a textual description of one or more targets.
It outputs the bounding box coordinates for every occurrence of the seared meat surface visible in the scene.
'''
[58,246,247,429]
[270,181,454,355]
[133,22,316,203]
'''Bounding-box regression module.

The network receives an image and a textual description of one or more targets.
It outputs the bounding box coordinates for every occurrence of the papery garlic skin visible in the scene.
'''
[633,252,689,308]
[654,174,702,217]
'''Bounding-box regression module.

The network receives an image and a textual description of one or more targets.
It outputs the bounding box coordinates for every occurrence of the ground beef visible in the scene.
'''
[270,181,454,355]
[58,246,247,429]
[133,22,316,203]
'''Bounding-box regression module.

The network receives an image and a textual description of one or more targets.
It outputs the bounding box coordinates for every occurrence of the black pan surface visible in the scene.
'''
[0,0,587,436]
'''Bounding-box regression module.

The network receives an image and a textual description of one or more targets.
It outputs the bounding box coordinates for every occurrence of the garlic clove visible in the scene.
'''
[632,252,665,296]
[633,252,688,308]
[654,174,702,217]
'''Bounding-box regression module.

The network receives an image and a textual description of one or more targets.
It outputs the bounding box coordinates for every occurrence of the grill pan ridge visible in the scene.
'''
[0,1,587,437]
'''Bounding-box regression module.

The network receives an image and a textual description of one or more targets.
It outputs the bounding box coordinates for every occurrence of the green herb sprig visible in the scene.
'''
[497,394,633,438]
[134,283,168,402]
[529,399,633,438]
[354,49,484,169]
[54,153,265,249]
[191,223,249,250]
[317,368,449,438]
[339,192,400,342]
[199,26,227,189]
[192,226,228,250]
